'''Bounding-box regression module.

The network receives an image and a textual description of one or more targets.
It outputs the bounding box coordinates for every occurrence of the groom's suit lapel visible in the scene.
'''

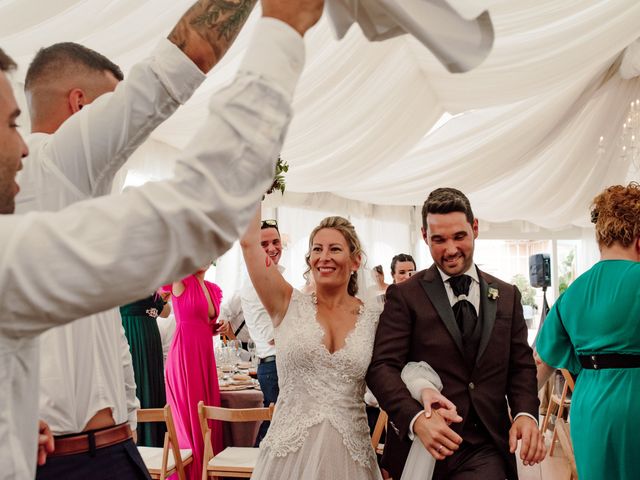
[419,265,464,357]
[476,271,498,364]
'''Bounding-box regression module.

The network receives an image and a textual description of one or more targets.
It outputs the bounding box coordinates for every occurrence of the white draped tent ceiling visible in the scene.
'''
[2,0,640,231]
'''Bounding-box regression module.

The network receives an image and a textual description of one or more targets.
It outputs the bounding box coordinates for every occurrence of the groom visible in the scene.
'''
[367,188,545,479]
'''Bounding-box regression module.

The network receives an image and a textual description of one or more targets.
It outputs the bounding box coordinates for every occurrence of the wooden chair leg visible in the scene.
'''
[540,381,556,434]
[549,382,569,456]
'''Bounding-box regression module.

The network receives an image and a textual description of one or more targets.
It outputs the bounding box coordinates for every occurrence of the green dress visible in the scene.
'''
[120,294,167,447]
[537,260,640,480]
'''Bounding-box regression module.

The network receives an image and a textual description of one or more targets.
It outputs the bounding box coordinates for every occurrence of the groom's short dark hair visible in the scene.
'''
[422,187,474,230]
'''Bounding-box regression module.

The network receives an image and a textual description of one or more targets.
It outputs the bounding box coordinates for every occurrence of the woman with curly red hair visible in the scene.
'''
[536,182,640,480]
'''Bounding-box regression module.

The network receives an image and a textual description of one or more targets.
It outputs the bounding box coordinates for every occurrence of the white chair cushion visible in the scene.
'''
[138,446,193,471]
[208,447,260,471]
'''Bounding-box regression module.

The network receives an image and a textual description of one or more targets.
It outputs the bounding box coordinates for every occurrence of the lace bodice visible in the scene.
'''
[260,289,381,468]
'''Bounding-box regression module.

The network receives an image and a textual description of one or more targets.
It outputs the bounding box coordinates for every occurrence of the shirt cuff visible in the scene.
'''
[152,38,207,104]
[407,410,425,441]
[240,17,305,99]
[514,412,538,426]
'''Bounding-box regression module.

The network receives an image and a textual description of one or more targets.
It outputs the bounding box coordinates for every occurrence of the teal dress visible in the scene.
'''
[120,294,167,447]
[537,260,640,480]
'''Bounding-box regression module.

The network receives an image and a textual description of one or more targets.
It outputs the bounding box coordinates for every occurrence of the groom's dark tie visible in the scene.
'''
[449,275,480,366]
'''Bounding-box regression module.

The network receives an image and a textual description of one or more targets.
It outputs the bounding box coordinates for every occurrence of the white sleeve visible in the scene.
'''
[0,18,304,339]
[119,326,140,430]
[36,39,205,198]
[401,361,443,402]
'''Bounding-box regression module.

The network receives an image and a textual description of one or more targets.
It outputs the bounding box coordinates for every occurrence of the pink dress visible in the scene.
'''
[164,275,223,480]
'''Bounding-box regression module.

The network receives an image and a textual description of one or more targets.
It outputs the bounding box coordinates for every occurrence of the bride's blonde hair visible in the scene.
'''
[305,216,365,297]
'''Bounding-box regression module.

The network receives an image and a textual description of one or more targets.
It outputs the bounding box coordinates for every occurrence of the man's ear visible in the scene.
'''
[421,226,428,243]
[67,88,85,114]
[472,218,479,239]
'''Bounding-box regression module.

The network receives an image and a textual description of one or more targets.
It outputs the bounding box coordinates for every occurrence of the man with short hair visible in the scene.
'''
[17,1,260,477]
[368,187,545,480]
[241,218,283,444]
[0,0,323,476]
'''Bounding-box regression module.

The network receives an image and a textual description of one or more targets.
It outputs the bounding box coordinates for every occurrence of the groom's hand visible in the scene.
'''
[509,416,546,466]
[414,411,462,461]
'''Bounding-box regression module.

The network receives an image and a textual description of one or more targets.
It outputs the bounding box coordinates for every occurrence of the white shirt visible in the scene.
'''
[240,265,285,359]
[325,0,494,73]
[0,18,304,479]
[15,38,206,438]
[218,291,251,344]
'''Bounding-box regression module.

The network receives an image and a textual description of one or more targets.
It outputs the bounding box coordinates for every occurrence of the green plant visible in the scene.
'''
[266,156,288,196]
[558,248,575,294]
[511,273,537,307]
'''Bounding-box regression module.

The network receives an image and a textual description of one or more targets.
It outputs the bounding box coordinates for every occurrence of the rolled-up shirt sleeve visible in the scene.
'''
[0,18,305,338]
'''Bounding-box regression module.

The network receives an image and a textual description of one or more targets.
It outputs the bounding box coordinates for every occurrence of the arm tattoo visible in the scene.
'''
[169,0,257,70]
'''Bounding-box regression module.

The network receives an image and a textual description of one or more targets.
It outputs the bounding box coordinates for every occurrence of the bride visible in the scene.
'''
[242,210,383,479]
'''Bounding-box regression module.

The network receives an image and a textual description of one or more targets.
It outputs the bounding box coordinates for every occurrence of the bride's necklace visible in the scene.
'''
[311,292,363,316]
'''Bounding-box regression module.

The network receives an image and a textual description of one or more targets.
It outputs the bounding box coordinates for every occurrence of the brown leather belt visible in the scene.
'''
[50,424,132,457]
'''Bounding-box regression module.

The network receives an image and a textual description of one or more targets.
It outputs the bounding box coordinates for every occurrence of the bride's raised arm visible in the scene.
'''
[240,205,293,327]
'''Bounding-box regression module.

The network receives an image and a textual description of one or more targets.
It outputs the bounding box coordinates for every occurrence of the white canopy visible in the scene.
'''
[2,0,640,231]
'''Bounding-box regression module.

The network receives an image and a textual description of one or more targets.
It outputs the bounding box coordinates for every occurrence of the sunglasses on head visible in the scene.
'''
[261,219,278,229]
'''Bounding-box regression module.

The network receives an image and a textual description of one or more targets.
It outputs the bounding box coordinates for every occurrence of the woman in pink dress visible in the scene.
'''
[164,267,223,480]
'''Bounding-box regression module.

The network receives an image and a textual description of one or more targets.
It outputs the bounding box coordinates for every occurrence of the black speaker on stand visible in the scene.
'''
[529,254,551,347]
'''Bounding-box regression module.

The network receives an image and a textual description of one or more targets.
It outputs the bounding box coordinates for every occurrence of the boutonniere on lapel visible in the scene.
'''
[487,288,499,301]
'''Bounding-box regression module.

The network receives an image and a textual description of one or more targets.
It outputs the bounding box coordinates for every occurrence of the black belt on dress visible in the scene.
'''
[259,355,276,364]
[578,354,640,369]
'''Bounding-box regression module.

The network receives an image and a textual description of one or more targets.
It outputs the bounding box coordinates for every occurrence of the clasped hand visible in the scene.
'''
[414,388,463,461]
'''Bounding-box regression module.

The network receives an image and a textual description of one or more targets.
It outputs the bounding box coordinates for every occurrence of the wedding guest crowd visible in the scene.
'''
[2,1,638,479]
[0,0,320,477]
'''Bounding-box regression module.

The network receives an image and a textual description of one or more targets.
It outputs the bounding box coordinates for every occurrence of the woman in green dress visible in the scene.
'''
[120,291,171,447]
[537,182,640,480]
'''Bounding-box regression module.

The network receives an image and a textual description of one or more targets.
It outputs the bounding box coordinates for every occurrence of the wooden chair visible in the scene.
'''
[371,409,388,456]
[540,369,575,456]
[555,418,578,479]
[137,405,194,480]
[198,401,274,479]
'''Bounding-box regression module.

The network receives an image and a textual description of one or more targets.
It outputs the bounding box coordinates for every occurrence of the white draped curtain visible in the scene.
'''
[2,0,636,290]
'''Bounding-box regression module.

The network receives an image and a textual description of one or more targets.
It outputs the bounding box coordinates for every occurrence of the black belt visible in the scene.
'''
[259,355,276,364]
[579,354,640,369]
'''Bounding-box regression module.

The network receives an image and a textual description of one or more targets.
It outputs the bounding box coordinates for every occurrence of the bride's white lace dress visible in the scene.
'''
[251,289,383,480]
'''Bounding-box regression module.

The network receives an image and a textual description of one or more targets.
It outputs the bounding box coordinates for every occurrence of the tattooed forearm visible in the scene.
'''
[169,0,257,72]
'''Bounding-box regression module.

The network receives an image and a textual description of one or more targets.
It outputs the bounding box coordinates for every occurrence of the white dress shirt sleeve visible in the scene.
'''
[240,287,277,357]
[32,39,205,198]
[0,17,305,338]
[119,325,140,431]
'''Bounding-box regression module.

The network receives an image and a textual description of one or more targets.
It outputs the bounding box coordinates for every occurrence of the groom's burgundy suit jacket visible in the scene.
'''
[366,264,538,480]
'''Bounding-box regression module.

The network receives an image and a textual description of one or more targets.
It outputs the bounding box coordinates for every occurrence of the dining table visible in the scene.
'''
[219,387,264,447]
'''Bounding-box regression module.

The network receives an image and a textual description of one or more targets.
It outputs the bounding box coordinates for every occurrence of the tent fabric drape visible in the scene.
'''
[2,0,640,230]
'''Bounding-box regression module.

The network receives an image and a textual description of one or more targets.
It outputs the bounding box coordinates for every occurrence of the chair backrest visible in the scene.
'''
[198,403,275,424]
[561,369,575,392]
[197,402,275,480]
[137,404,189,480]
[371,409,387,450]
